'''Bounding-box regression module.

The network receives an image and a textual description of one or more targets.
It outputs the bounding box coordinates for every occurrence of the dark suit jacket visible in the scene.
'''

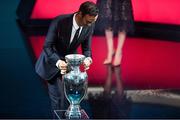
[35,13,95,80]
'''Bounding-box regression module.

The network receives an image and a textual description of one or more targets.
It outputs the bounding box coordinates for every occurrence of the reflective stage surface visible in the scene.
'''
[53,86,180,119]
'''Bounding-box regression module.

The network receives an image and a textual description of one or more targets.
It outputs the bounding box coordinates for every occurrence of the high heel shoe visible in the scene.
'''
[103,51,115,64]
[103,59,112,64]
[112,62,121,67]
[112,54,122,67]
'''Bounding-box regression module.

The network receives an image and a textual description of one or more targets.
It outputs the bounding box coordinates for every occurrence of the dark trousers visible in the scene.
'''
[47,75,68,118]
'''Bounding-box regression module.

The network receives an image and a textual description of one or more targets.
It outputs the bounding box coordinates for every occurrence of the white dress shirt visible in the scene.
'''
[70,13,82,44]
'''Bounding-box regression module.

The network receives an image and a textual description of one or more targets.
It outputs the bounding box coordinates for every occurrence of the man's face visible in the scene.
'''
[81,14,98,27]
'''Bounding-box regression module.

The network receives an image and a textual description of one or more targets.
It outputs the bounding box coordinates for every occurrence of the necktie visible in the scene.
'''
[71,27,80,44]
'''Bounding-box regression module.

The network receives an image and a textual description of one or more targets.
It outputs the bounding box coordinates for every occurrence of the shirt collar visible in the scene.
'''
[73,13,80,30]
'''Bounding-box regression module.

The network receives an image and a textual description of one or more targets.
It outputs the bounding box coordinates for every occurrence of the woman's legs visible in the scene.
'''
[113,31,126,66]
[103,29,114,64]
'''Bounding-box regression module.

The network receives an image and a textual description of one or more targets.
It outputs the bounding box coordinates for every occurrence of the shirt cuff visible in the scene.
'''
[56,60,62,68]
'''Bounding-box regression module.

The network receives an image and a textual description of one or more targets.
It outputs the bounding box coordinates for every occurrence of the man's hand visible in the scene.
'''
[57,60,68,74]
[83,57,92,71]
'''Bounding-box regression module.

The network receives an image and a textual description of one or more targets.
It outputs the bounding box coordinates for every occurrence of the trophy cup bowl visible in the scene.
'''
[63,54,88,119]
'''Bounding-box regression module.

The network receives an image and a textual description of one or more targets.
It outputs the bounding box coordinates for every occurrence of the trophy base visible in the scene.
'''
[54,109,89,119]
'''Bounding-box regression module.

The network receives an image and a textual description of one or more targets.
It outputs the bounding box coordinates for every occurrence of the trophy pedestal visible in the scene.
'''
[54,109,89,119]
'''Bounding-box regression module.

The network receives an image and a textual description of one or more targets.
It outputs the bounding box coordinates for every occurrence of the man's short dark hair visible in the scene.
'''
[79,1,99,16]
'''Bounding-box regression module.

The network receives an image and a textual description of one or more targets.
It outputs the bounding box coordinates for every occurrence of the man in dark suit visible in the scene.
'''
[35,1,99,115]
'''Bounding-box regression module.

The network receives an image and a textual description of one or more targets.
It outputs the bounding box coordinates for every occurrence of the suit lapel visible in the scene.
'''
[63,14,73,48]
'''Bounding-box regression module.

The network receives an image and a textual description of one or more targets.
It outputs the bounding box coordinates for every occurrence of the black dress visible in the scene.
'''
[96,0,134,35]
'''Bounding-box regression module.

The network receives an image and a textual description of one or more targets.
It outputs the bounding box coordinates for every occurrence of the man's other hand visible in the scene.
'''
[83,57,92,71]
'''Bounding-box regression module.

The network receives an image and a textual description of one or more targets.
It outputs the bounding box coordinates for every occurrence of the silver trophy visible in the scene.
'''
[63,54,88,119]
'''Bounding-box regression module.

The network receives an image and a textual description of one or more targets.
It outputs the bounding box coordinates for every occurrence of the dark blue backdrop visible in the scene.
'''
[0,0,51,118]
